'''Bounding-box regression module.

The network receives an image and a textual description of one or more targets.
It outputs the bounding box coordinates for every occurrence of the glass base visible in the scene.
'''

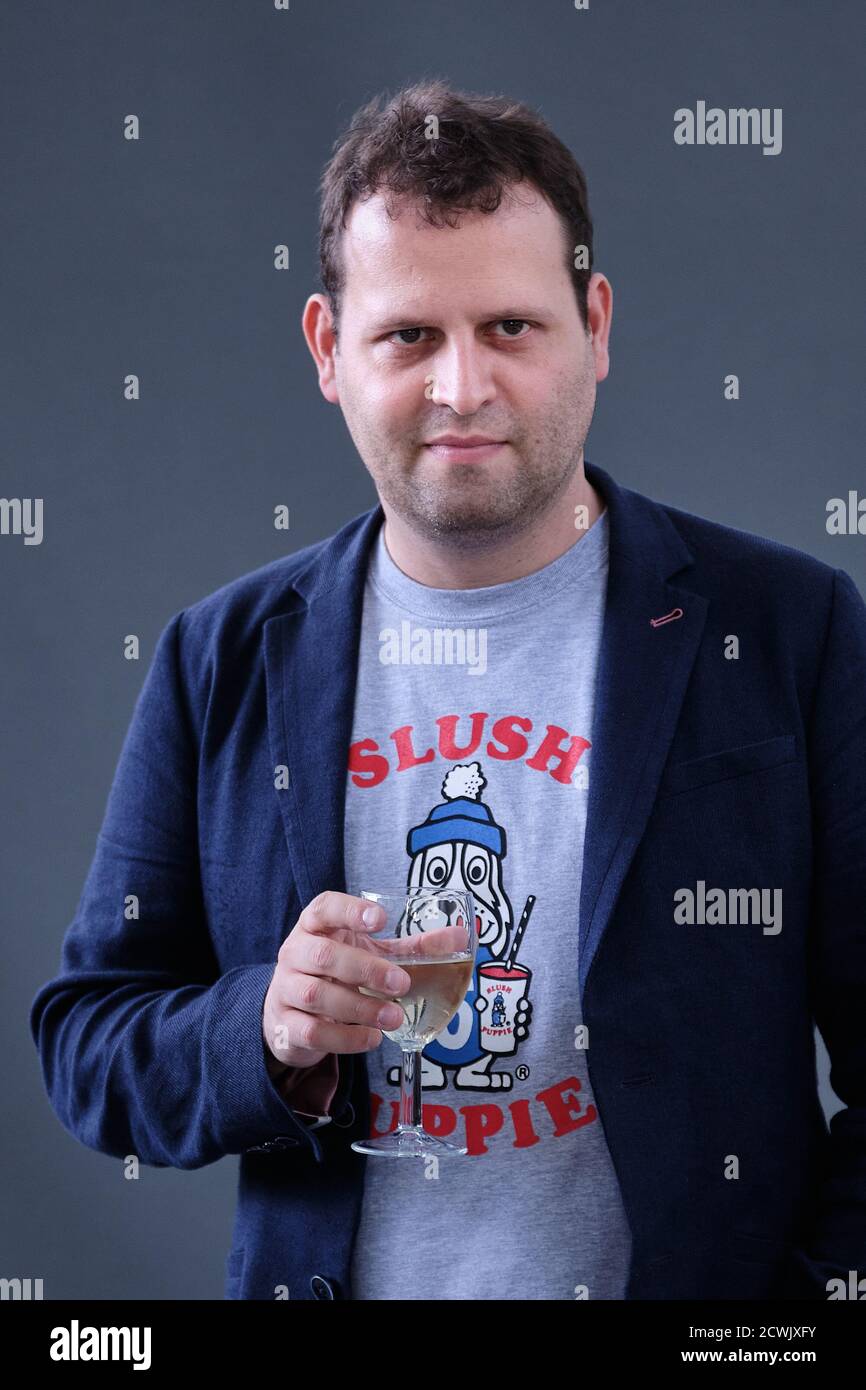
[351,1126,468,1158]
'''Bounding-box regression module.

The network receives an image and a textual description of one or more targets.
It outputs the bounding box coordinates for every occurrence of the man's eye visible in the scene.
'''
[387,320,531,346]
[492,319,531,338]
[388,328,431,346]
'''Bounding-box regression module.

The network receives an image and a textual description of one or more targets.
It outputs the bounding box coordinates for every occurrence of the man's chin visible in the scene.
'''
[410,502,531,544]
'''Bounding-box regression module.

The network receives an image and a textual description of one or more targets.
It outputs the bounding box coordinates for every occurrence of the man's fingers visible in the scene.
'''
[283,973,405,1032]
[289,929,410,996]
[268,1010,385,1058]
[301,890,385,935]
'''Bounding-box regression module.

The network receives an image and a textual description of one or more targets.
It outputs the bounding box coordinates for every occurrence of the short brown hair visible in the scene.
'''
[317,78,595,341]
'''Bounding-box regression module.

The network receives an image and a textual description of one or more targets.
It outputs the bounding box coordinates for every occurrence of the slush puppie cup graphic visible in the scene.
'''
[402,761,534,1090]
[477,896,535,1056]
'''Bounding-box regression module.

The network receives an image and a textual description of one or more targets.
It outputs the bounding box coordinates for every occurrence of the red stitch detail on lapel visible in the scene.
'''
[649,607,684,627]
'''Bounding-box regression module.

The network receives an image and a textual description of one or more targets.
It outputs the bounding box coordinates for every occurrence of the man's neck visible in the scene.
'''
[381,467,604,589]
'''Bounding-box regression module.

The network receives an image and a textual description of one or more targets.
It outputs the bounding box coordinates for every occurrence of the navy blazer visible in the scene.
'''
[30,461,866,1300]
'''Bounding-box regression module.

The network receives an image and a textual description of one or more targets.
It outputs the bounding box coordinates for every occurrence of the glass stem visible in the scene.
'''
[398,1047,424,1130]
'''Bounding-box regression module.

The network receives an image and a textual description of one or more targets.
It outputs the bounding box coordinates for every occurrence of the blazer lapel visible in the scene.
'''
[263,507,384,910]
[578,462,708,999]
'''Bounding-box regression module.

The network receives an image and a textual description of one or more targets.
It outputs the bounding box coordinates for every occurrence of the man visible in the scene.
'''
[31,81,866,1301]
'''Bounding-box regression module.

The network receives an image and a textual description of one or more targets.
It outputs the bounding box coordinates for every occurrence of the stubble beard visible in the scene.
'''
[347,353,597,551]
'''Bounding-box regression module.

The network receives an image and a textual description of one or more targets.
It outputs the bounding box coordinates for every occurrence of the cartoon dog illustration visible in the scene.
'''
[385,761,532,1092]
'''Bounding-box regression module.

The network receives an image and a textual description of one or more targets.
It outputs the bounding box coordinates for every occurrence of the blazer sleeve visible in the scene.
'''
[779,566,866,1296]
[29,610,323,1168]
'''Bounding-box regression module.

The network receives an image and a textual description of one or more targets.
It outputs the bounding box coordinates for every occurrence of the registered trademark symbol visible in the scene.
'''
[515,1064,530,1080]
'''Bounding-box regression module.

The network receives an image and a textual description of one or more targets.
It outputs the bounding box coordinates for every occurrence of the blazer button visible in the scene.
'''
[332,1102,356,1129]
[245,1135,301,1153]
[310,1274,336,1300]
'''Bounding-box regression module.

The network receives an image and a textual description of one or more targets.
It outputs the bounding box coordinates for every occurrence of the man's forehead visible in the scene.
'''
[344,186,554,250]
[340,186,561,290]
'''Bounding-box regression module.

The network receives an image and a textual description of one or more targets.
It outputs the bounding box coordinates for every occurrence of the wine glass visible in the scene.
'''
[350,886,477,1158]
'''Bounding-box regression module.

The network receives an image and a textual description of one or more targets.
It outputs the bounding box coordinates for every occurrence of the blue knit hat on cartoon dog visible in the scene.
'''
[406,762,507,858]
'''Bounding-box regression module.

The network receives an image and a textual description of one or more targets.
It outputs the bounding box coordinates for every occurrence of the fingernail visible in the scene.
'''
[362,907,381,927]
[386,968,408,992]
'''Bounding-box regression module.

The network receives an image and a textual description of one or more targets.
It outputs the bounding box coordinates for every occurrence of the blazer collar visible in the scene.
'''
[264,461,707,1002]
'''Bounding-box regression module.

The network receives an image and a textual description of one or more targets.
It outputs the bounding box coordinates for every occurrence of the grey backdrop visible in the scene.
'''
[3,0,863,1298]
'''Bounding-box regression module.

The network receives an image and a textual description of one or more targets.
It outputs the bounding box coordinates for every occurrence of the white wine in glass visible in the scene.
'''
[360,954,475,1046]
[350,886,477,1158]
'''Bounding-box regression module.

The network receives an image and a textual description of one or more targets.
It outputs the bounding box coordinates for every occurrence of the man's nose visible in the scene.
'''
[428,337,496,414]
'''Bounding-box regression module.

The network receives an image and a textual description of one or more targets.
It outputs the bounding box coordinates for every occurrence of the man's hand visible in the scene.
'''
[262,891,411,1071]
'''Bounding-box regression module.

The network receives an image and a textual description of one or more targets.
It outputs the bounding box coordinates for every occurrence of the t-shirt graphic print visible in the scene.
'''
[405,758,536,1087]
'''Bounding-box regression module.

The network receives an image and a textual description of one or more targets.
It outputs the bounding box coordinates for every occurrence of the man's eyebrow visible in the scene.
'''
[367,306,552,332]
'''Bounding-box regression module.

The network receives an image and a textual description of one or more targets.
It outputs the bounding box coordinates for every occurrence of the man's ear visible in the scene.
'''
[302,294,340,403]
[586,273,613,383]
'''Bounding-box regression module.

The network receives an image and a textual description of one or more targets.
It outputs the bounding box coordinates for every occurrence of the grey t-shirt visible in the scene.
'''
[344,506,633,1299]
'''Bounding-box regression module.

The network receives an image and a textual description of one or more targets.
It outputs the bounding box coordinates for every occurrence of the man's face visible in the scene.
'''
[308,182,610,546]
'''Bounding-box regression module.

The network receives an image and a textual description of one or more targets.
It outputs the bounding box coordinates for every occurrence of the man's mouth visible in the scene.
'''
[423,436,507,464]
